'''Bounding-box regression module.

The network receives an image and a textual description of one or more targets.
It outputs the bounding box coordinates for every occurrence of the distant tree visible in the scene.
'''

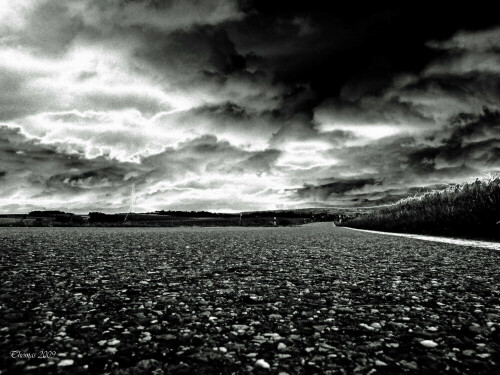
[29,210,67,217]
[88,212,124,223]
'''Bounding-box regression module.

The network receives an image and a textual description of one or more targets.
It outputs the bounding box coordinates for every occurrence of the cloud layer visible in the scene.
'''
[1,1,499,212]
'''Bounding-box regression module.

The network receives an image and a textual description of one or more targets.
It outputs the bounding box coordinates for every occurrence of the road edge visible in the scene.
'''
[342,227,500,251]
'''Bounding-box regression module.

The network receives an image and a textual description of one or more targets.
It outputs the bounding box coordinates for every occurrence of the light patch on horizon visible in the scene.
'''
[317,123,401,140]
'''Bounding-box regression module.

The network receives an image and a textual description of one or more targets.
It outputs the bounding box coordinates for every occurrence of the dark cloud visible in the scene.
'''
[413,108,500,171]
[140,135,281,181]
[46,167,131,191]
[232,2,500,99]
[314,96,434,130]
[195,102,251,120]
[234,149,281,174]
[137,26,245,78]
[295,179,379,202]
[399,72,500,111]
[328,184,451,207]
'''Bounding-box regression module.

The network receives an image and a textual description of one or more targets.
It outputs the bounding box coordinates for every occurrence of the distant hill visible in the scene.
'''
[0,208,361,227]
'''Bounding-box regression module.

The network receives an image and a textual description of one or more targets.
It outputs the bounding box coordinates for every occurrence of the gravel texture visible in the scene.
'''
[0,224,499,374]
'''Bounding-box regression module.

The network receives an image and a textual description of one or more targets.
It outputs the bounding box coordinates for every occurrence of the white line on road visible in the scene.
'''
[343,227,500,251]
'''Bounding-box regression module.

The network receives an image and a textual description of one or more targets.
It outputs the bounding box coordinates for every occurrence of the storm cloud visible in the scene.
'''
[1,1,499,212]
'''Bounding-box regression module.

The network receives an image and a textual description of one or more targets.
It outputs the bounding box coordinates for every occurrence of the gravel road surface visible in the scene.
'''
[0,224,499,374]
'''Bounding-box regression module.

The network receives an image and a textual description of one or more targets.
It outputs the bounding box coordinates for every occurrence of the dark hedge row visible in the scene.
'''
[344,177,500,240]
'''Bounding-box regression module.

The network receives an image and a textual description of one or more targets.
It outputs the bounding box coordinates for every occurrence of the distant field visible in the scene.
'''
[0,209,347,227]
[93,216,310,227]
[344,176,500,240]
[0,218,19,225]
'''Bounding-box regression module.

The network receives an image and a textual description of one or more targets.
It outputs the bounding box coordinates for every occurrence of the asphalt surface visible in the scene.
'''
[0,224,499,374]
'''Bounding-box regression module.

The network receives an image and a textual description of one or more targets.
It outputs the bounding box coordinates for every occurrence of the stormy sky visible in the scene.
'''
[1,1,500,213]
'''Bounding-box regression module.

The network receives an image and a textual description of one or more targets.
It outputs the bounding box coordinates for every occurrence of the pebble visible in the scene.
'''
[477,353,491,358]
[57,359,74,367]
[255,359,271,369]
[105,347,117,354]
[420,340,438,348]
[108,339,120,346]
[278,342,287,351]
